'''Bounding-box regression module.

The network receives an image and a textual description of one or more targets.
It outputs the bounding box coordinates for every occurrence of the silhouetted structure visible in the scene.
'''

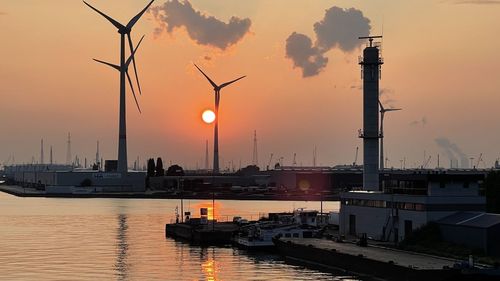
[358,36,383,191]
[84,0,153,174]
[194,64,245,174]
[156,157,165,176]
[379,101,401,170]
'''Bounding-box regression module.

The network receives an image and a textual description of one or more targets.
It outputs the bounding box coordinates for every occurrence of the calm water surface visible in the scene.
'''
[0,190,360,281]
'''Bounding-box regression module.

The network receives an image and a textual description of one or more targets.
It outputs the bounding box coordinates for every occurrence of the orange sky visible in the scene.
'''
[1,0,499,169]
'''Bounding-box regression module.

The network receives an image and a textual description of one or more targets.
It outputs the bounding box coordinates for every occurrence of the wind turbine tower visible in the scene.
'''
[84,0,153,174]
[358,35,383,191]
[205,140,209,170]
[194,64,246,174]
[379,101,401,170]
[252,130,258,167]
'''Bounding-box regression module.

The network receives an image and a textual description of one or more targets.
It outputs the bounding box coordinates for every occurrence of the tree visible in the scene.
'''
[167,164,184,176]
[156,157,165,176]
[147,158,156,177]
[236,165,260,177]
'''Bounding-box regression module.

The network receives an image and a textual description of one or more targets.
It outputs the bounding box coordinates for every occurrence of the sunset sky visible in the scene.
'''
[1,0,499,170]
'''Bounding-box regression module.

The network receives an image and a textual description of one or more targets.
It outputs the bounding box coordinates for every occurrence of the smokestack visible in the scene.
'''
[50,146,53,165]
[359,36,383,191]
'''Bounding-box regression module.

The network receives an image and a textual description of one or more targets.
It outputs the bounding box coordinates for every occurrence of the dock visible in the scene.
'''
[274,238,462,281]
[165,222,239,245]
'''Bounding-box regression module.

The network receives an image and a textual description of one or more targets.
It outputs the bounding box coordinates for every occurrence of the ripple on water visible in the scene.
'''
[0,192,359,281]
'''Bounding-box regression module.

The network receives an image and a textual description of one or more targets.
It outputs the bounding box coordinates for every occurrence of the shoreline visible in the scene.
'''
[0,185,339,201]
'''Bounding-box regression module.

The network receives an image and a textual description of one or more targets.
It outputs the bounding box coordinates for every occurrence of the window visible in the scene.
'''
[285,233,291,238]
[293,233,299,238]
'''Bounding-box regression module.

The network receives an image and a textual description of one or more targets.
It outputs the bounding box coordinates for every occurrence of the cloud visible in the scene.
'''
[285,32,328,77]
[151,0,251,50]
[435,137,468,168]
[313,7,371,52]
[285,6,370,77]
[380,88,398,107]
[410,117,427,126]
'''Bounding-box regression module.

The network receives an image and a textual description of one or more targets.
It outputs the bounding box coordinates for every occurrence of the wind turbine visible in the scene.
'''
[379,101,401,170]
[84,0,153,174]
[194,64,246,174]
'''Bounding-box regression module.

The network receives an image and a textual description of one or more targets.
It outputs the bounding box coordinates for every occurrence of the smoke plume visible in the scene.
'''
[151,0,251,50]
[286,6,371,77]
[435,137,468,168]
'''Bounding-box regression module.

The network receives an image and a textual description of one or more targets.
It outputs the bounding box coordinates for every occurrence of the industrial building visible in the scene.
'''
[4,164,145,192]
[338,36,488,245]
[437,212,500,256]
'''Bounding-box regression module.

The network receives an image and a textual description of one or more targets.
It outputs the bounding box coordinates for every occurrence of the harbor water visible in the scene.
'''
[0,190,361,281]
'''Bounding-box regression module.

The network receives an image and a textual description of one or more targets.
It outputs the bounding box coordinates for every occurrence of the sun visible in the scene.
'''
[202,109,216,124]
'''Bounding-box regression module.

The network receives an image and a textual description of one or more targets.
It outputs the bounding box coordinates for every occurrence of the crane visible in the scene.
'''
[423,156,432,169]
[475,153,483,169]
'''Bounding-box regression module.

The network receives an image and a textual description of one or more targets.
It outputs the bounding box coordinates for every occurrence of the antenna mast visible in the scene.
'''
[66,132,72,165]
[40,139,44,165]
[252,130,258,167]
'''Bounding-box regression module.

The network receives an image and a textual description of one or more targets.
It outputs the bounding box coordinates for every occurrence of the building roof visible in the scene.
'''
[437,211,500,229]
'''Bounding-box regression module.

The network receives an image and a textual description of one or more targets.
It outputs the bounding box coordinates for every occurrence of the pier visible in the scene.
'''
[274,238,462,281]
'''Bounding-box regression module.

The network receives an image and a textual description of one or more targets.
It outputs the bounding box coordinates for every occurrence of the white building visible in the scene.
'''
[339,170,486,243]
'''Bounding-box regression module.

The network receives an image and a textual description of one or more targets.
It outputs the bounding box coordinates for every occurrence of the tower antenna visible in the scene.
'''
[40,139,44,165]
[252,130,258,167]
[66,133,72,165]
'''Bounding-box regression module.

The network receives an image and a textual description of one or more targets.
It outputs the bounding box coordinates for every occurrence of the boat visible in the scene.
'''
[234,221,318,249]
[234,208,321,249]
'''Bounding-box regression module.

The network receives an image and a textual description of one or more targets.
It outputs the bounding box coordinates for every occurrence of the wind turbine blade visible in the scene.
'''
[126,70,142,113]
[220,75,246,89]
[127,33,142,95]
[93,59,120,71]
[125,35,145,68]
[387,108,402,112]
[126,0,155,29]
[83,1,124,30]
[378,100,385,112]
[194,64,218,89]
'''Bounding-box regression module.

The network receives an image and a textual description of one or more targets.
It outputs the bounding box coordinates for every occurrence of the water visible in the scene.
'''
[0,190,360,281]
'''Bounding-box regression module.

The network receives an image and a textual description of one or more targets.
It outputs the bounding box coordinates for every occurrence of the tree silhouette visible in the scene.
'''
[147,158,155,177]
[167,164,185,176]
[156,157,165,176]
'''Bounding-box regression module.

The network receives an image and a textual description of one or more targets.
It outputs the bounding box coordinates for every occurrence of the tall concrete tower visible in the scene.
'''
[358,36,383,191]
